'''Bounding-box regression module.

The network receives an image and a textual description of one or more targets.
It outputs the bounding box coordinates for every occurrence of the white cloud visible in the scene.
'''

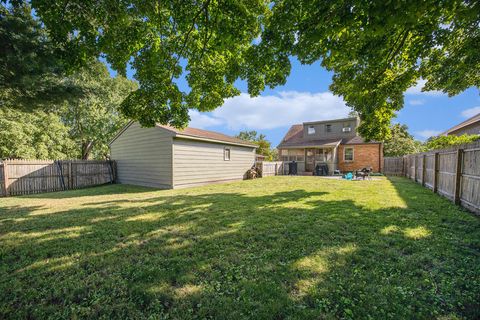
[416,129,442,140]
[188,110,223,128]
[405,79,444,96]
[461,106,480,118]
[409,99,425,106]
[189,91,350,130]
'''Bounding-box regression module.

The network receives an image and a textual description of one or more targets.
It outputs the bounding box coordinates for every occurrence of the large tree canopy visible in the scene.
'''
[5,1,480,140]
[0,108,76,159]
[60,61,138,159]
[0,4,79,109]
[383,124,423,157]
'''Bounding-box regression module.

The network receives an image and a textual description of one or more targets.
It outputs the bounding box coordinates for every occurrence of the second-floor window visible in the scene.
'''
[325,124,332,133]
[308,125,315,134]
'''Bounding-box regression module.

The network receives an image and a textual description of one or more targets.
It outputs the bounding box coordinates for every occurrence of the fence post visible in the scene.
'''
[3,161,9,197]
[275,163,278,176]
[422,154,426,187]
[454,149,463,205]
[68,161,73,189]
[433,152,439,193]
[414,156,417,182]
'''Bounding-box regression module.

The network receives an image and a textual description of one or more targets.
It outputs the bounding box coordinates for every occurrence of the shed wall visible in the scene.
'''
[110,122,173,188]
[172,138,255,188]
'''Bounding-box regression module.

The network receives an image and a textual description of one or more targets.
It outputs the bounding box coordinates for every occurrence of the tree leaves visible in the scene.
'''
[7,1,480,140]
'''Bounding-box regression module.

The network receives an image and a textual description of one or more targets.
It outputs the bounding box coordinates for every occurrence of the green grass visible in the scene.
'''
[1,177,479,319]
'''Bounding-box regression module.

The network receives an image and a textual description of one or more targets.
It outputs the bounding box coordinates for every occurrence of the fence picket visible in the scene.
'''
[0,160,116,197]
[383,140,480,214]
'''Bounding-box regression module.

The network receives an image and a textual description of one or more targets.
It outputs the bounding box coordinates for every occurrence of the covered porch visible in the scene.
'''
[279,142,340,175]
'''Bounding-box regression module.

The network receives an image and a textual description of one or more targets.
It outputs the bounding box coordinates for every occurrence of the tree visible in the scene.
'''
[424,134,480,151]
[0,108,76,159]
[60,61,138,159]
[236,130,276,161]
[383,124,423,157]
[13,1,480,140]
[0,4,78,109]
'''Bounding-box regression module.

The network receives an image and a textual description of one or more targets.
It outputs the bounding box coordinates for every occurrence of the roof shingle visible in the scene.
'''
[157,124,257,147]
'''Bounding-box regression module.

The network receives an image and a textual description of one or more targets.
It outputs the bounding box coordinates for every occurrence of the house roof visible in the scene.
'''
[277,123,380,148]
[442,112,480,135]
[109,121,257,148]
[157,124,257,147]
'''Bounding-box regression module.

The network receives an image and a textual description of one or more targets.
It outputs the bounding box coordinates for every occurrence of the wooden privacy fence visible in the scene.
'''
[256,161,284,177]
[383,140,480,214]
[0,159,116,197]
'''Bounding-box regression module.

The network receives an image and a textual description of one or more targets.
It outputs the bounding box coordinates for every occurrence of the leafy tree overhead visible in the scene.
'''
[384,124,423,157]
[19,0,479,141]
[236,130,276,161]
[60,61,138,159]
[0,108,76,159]
[424,134,480,151]
[0,4,79,109]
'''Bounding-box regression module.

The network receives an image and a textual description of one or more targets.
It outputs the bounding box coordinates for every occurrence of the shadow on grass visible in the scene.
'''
[0,177,479,319]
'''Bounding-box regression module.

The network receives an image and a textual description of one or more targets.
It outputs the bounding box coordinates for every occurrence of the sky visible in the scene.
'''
[116,57,480,147]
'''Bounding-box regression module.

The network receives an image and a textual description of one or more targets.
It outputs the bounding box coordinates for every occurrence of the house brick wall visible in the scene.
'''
[337,143,383,172]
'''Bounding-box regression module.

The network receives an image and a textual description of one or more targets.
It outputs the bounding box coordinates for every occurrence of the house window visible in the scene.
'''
[325,124,332,133]
[344,147,354,161]
[342,123,352,133]
[224,148,231,161]
[308,125,315,135]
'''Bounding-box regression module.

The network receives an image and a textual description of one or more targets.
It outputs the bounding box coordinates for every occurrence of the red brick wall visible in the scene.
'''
[338,143,383,172]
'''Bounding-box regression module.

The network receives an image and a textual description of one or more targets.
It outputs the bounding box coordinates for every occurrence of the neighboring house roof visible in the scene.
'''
[277,123,379,148]
[442,112,480,135]
[110,121,257,148]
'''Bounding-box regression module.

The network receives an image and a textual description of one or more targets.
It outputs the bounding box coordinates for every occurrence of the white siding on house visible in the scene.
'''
[172,138,255,188]
[110,122,173,188]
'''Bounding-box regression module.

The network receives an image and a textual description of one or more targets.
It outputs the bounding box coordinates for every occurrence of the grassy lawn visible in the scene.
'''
[1,176,479,319]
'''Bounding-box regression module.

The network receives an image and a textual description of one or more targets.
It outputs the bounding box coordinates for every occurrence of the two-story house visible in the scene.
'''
[277,117,383,174]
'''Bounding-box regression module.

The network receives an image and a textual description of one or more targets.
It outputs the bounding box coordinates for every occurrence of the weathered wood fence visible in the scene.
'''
[0,159,116,197]
[256,161,284,177]
[383,140,480,214]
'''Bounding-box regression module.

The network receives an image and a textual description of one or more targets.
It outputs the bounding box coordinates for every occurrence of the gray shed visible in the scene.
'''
[109,122,257,189]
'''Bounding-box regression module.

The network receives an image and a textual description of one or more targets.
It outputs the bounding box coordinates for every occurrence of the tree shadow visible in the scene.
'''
[1,178,479,319]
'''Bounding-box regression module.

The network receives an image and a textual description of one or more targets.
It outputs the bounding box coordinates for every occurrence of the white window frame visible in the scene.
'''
[344,147,354,161]
[308,125,315,135]
[224,148,231,161]
[325,124,332,133]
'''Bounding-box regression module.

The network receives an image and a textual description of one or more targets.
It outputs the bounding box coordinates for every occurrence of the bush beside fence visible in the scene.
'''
[383,140,480,214]
[0,159,116,197]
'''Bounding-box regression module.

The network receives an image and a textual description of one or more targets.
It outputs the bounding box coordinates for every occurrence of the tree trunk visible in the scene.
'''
[81,141,94,160]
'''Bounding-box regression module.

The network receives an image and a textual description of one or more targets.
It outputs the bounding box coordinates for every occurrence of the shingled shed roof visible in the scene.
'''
[442,112,480,135]
[157,124,257,147]
[110,121,257,147]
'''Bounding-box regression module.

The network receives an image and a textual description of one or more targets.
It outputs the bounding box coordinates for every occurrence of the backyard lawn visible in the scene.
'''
[1,176,479,319]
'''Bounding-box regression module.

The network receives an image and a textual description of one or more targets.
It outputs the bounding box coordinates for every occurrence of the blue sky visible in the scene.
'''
[116,58,480,147]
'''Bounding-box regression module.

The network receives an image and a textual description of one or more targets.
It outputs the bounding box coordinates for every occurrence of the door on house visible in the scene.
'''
[305,149,315,172]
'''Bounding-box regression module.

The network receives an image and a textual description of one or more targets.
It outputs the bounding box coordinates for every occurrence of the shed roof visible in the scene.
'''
[157,124,257,147]
[442,112,480,135]
[109,121,257,148]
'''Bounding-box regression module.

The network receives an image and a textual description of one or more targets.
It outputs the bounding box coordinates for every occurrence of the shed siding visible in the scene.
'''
[111,122,173,188]
[449,122,480,136]
[172,138,255,188]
